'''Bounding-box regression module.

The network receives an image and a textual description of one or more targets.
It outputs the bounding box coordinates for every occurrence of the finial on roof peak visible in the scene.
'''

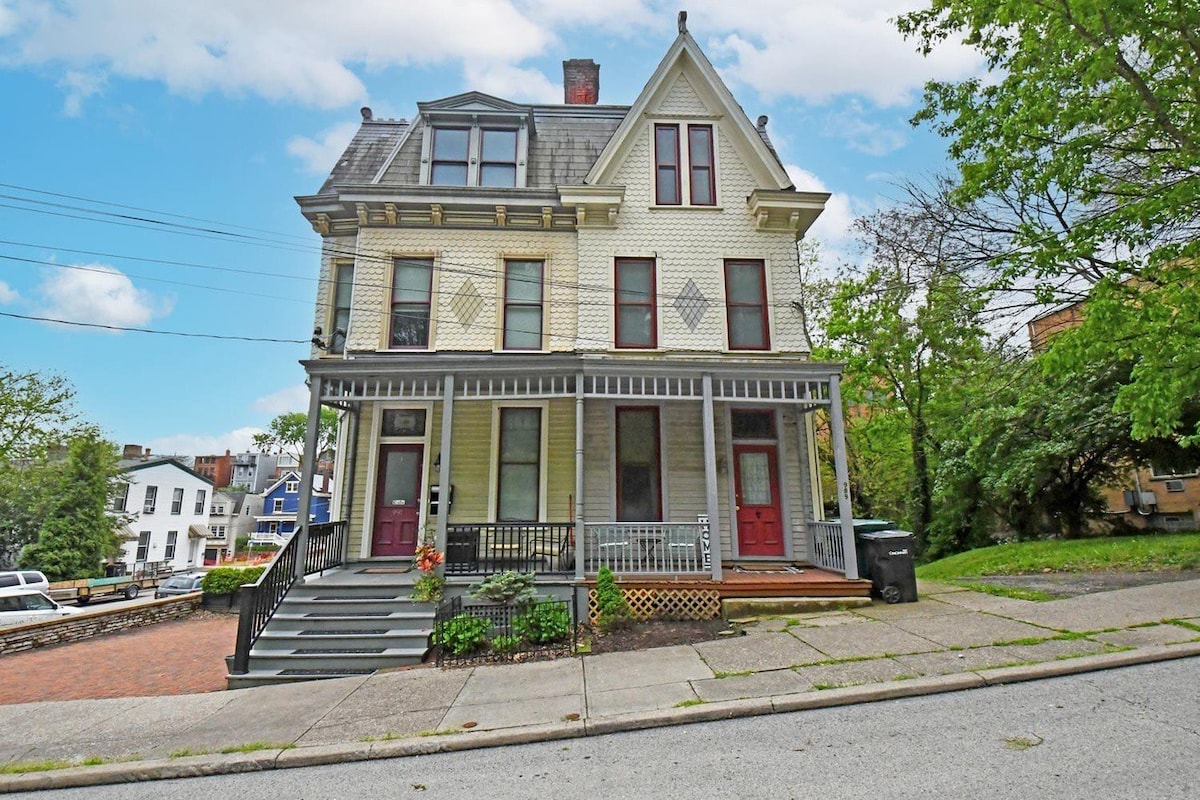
[678,10,687,34]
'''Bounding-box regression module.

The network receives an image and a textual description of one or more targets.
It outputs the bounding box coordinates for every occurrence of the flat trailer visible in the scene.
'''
[50,563,173,605]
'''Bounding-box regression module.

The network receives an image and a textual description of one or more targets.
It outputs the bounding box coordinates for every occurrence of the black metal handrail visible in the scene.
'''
[230,520,347,674]
[444,522,574,575]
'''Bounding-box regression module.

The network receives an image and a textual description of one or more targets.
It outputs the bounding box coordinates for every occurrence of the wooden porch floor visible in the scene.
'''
[602,564,871,599]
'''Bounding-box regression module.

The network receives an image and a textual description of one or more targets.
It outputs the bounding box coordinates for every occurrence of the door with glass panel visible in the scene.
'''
[732,444,784,556]
[372,444,423,557]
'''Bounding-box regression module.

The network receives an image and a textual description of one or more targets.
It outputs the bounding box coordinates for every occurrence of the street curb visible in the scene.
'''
[3,644,1197,794]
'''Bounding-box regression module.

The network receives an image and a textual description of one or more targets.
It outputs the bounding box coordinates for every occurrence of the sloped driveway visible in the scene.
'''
[0,612,237,704]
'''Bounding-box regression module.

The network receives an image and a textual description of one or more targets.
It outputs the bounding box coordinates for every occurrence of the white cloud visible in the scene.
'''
[823,101,908,156]
[252,384,310,416]
[515,0,658,32]
[287,121,360,174]
[57,69,106,117]
[786,165,860,247]
[0,281,18,304]
[462,61,560,103]
[38,264,170,329]
[145,427,264,457]
[2,0,556,110]
[689,0,983,107]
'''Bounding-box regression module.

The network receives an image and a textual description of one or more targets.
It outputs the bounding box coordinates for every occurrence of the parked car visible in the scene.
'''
[0,589,79,627]
[0,570,50,596]
[154,573,205,599]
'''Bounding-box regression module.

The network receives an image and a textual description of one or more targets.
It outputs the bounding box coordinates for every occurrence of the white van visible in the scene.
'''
[0,589,78,627]
[0,570,50,596]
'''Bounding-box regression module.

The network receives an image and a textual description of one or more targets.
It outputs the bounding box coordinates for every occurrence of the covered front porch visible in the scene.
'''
[289,354,863,590]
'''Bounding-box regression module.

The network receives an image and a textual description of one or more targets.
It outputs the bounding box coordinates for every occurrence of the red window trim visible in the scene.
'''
[502,259,544,351]
[615,406,663,522]
[688,125,716,205]
[390,257,433,349]
[614,257,657,349]
[654,124,681,205]
[724,259,771,351]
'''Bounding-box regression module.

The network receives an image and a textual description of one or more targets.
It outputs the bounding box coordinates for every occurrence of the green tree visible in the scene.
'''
[0,457,53,568]
[0,365,77,462]
[897,0,1200,441]
[18,429,125,581]
[252,408,338,463]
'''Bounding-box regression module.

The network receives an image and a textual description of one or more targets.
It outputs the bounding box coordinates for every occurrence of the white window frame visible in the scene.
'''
[272,498,285,513]
[487,401,549,523]
[170,487,184,515]
[285,480,299,494]
[165,531,178,560]
[143,486,158,515]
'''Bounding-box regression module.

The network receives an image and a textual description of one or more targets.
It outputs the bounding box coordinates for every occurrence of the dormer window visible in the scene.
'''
[427,125,522,188]
[654,122,717,207]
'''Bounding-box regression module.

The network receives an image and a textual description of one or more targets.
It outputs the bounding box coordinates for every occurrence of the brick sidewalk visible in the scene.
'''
[0,612,238,704]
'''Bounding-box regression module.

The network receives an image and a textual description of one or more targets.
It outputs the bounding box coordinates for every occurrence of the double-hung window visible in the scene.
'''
[429,126,519,188]
[143,486,158,515]
[616,408,663,521]
[497,408,541,521]
[503,260,544,350]
[390,258,433,348]
[171,487,184,514]
[273,498,285,513]
[330,263,354,354]
[654,123,717,206]
[724,259,770,350]
[136,532,150,561]
[614,258,656,348]
[194,490,206,514]
[430,127,470,185]
[165,531,178,560]
[111,483,128,513]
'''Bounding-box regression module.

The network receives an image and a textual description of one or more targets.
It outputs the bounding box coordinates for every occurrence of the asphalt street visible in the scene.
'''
[20,657,1199,800]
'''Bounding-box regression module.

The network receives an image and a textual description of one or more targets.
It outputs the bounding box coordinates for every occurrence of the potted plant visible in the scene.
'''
[410,541,446,603]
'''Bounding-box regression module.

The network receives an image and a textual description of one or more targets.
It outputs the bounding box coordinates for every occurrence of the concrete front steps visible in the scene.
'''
[226,571,434,689]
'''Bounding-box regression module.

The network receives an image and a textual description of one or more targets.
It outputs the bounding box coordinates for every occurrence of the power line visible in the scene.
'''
[0,310,308,343]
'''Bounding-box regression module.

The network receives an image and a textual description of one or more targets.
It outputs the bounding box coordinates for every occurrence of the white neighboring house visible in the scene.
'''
[113,454,213,574]
[205,489,263,564]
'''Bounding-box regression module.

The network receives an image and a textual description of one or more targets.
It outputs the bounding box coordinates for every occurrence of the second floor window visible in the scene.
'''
[615,258,656,348]
[503,260,544,350]
[171,487,184,514]
[273,498,285,513]
[330,262,354,355]
[390,258,433,348]
[143,486,157,514]
[111,482,129,513]
[725,259,770,350]
[194,489,206,514]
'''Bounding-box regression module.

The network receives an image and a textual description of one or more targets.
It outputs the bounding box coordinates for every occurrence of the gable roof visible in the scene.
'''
[119,457,213,486]
[584,28,794,190]
[261,470,331,498]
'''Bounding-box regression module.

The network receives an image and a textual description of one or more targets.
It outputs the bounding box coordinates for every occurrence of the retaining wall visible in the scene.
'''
[0,595,202,655]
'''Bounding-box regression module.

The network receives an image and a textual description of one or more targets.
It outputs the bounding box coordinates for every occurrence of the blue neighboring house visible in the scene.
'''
[251,470,332,545]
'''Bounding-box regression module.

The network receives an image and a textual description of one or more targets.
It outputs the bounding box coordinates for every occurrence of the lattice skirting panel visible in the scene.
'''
[588,588,721,623]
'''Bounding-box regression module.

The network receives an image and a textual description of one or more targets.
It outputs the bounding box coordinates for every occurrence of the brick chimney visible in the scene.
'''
[122,444,144,459]
[563,59,600,105]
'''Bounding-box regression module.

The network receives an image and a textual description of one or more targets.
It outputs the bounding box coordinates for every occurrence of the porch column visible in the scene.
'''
[574,373,585,580]
[434,374,455,558]
[701,374,723,581]
[828,373,859,579]
[293,377,324,581]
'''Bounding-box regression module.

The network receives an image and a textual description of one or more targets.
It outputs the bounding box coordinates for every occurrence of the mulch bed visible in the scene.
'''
[585,618,736,654]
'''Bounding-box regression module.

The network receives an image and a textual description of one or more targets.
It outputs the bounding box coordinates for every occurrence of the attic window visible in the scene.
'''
[653,122,718,207]
[427,125,520,188]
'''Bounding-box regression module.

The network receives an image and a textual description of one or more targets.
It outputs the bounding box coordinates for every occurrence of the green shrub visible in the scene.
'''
[434,613,492,656]
[410,573,446,603]
[469,571,537,605]
[201,566,265,595]
[594,566,632,631]
[513,601,571,644]
[489,634,522,654]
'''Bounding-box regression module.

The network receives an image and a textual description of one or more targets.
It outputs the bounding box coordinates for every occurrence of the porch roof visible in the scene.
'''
[303,354,844,406]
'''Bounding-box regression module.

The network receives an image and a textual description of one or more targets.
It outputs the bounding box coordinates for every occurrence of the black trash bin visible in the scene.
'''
[858,530,918,604]
[851,519,895,580]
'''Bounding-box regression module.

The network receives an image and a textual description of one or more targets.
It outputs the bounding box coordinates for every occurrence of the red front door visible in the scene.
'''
[372,444,423,557]
[733,444,784,556]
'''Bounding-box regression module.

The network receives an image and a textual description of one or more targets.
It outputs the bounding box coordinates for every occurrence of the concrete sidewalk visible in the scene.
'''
[3,578,1199,793]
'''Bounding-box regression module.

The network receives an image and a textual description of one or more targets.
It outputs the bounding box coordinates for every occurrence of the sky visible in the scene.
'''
[0,1,983,456]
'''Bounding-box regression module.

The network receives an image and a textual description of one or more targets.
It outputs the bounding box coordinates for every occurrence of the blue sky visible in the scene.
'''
[0,1,980,455]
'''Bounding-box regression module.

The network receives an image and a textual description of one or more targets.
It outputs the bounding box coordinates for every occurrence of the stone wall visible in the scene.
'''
[0,596,202,656]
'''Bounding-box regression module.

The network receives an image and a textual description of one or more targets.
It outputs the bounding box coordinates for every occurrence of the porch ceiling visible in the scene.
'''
[304,354,843,406]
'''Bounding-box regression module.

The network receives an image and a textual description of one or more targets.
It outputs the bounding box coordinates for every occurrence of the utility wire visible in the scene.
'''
[0,310,308,343]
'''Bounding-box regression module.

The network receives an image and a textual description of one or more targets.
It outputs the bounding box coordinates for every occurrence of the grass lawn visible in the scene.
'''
[917,532,1200,580]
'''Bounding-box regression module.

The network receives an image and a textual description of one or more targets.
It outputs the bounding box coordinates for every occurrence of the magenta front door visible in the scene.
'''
[733,443,785,557]
[371,444,423,557]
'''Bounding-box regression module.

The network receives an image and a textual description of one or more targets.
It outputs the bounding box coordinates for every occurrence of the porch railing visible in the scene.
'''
[808,520,847,574]
[231,520,347,674]
[444,522,574,575]
[583,522,707,574]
